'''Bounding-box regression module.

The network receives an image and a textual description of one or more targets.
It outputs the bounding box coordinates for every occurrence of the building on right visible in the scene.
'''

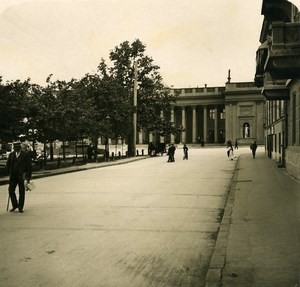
[255,0,300,180]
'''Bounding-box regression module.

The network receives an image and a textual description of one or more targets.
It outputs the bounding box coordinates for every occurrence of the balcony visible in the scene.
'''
[255,0,300,84]
[266,22,300,80]
[262,84,290,100]
[254,41,269,87]
[258,70,290,100]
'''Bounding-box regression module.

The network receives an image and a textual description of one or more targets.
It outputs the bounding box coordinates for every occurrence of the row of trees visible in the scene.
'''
[0,39,180,159]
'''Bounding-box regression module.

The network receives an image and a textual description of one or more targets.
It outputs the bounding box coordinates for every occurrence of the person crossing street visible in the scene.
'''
[183,144,188,160]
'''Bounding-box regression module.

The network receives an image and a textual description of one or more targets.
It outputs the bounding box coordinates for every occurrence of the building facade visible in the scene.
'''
[139,80,264,146]
[255,0,300,180]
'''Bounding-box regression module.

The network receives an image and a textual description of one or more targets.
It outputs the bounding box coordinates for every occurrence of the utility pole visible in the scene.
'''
[132,61,138,157]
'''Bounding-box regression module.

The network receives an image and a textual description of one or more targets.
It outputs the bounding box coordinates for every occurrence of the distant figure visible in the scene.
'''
[226,139,233,158]
[250,141,258,159]
[167,144,176,162]
[87,144,94,160]
[6,141,32,213]
[183,144,188,160]
[234,139,238,149]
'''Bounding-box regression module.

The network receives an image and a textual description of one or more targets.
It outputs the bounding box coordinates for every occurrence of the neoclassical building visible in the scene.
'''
[141,79,264,146]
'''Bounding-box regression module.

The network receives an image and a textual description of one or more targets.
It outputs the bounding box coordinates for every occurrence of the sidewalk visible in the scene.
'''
[206,151,300,287]
[0,156,147,186]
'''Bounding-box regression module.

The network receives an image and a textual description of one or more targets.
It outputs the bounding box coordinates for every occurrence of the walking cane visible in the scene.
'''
[6,194,10,212]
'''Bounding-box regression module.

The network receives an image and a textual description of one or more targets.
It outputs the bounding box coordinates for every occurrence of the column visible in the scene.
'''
[192,106,197,143]
[232,104,237,140]
[203,106,207,143]
[181,106,186,144]
[170,107,175,143]
[214,106,218,143]
[225,104,230,142]
[160,111,164,143]
[138,128,143,144]
[149,132,153,143]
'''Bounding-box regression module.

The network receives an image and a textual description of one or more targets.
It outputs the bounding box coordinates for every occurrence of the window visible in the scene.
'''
[243,123,250,138]
[209,109,215,120]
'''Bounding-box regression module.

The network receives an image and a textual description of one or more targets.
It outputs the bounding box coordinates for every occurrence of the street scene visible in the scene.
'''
[1,145,299,287]
[1,0,300,286]
[0,147,246,287]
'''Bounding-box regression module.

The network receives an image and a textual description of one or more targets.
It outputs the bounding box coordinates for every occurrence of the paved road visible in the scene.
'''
[0,147,251,287]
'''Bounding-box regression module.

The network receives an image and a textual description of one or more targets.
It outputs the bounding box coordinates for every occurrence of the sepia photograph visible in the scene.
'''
[0,0,299,286]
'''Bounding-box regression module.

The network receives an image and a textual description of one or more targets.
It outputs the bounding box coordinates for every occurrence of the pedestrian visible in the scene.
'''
[183,144,188,160]
[87,144,94,160]
[167,144,176,162]
[226,139,233,158]
[6,141,32,213]
[250,140,258,159]
[234,139,238,149]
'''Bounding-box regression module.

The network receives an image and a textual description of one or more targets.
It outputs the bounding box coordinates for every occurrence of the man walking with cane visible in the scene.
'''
[6,141,32,213]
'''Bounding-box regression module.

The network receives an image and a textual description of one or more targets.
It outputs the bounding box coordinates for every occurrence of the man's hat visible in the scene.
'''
[13,141,22,147]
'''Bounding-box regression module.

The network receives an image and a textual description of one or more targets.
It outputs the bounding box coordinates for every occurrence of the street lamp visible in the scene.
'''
[132,61,138,157]
[104,114,110,162]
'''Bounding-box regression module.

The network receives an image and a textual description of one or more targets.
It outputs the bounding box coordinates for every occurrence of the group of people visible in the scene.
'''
[167,143,189,162]
[167,144,176,162]
[5,137,259,213]
[227,139,258,159]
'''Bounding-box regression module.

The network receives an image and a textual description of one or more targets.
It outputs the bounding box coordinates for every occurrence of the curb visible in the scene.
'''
[205,157,240,287]
[0,156,148,186]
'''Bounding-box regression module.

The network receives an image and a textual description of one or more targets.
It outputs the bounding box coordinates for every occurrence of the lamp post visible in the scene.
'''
[104,114,110,162]
[132,61,138,157]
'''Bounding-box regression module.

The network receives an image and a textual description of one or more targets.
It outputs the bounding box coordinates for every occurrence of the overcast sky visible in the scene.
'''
[0,0,299,88]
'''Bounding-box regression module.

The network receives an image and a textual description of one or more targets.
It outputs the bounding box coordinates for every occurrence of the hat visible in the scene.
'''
[13,141,22,148]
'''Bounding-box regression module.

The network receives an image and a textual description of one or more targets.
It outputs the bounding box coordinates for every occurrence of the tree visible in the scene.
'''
[0,77,31,142]
[103,39,179,155]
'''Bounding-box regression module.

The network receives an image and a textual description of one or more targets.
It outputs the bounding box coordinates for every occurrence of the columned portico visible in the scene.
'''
[142,84,263,145]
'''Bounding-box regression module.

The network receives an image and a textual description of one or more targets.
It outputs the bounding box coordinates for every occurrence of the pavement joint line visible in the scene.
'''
[205,156,240,287]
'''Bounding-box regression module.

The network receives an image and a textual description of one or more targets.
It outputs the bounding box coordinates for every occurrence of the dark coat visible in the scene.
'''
[250,143,257,151]
[6,151,32,181]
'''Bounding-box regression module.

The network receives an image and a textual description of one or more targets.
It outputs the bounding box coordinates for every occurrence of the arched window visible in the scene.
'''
[243,123,250,138]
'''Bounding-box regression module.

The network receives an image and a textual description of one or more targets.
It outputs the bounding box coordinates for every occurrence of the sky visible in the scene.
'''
[0,0,298,88]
